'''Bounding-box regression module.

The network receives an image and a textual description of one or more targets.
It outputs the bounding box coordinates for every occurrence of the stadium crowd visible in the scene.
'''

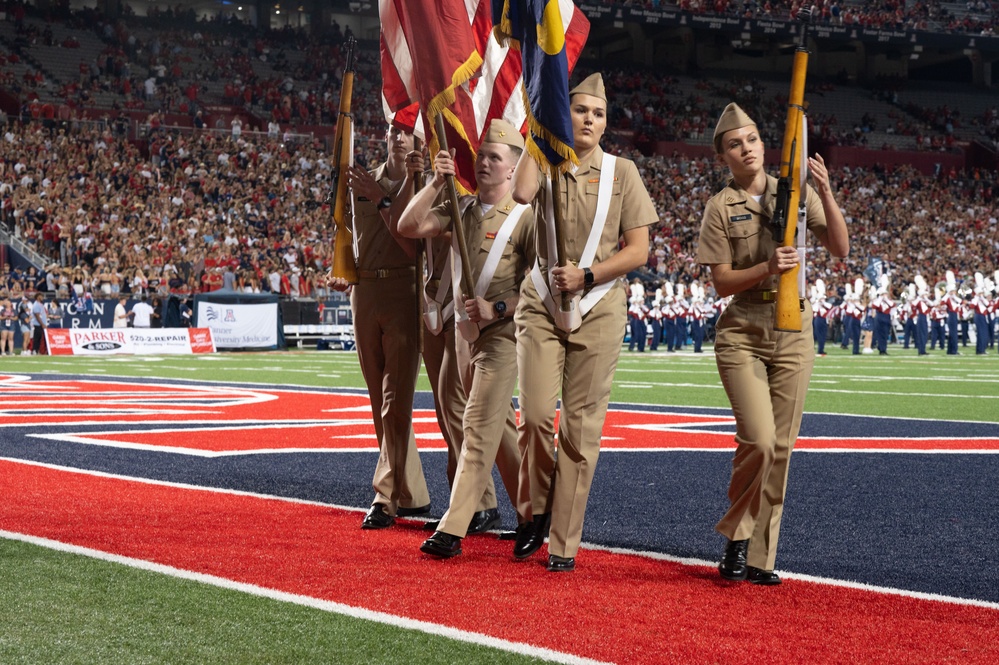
[611,0,998,34]
[2,116,995,311]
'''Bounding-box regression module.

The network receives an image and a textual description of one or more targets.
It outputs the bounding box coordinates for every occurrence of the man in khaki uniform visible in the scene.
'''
[697,103,849,584]
[510,74,658,572]
[398,119,534,558]
[329,125,430,529]
[417,232,504,534]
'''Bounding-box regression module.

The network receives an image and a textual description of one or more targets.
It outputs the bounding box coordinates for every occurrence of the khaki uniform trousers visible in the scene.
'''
[438,318,529,537]
[352,273,430,513]
[714,296,814,571]
[421,320,495,512]
[516,279,626,558]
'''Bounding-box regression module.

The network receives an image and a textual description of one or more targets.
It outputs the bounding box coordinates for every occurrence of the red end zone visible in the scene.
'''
[2,375,997,454]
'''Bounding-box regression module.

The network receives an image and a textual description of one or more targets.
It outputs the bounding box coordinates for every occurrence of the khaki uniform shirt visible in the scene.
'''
[433,191,536,305]
[696,174,828,283]
[354,164,415,272]
[535,147,658,271]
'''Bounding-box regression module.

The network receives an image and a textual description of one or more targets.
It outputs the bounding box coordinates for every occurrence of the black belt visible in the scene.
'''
[357,267,416,280]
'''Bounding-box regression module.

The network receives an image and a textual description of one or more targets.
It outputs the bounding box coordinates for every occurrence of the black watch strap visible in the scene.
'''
[583,267,594,287]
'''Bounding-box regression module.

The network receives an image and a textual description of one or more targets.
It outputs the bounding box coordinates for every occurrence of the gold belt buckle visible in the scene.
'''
[376,269,390,279]
[761,290,776,302]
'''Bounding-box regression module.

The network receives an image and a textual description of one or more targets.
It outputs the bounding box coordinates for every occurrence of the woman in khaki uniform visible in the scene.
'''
[697,104,849,585]
[511,74,658,572]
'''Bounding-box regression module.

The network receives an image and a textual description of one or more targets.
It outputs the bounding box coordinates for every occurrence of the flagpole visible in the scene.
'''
[549,170,572,313]
[434,114,477,301]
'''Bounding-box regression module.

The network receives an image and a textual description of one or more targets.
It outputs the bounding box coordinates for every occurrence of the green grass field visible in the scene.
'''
[5,343,997,421]
[2,345,998,663]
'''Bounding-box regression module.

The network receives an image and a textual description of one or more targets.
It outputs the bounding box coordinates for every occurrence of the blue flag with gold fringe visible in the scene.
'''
[492,0,589,176]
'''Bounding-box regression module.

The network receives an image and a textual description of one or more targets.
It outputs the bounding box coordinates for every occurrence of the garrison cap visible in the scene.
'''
[713,103,757,154]
[569,73,607,103]
[482,118,524,149]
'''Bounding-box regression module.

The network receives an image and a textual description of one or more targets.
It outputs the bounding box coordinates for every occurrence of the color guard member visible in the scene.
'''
[328,125,431,529]
[697,103,849,585]
[398,119,534,557]
[511,73,658,572]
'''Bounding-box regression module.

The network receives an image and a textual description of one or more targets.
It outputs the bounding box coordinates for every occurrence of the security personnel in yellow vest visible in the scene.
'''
[327,125,431,529]
[697,103,849,585]
[511,73,658,572]
[399,118,534,557]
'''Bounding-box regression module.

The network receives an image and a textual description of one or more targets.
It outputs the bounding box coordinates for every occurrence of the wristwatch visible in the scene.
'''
[376,196,392,210]
[583,267,594,287]
[493,300,507,319]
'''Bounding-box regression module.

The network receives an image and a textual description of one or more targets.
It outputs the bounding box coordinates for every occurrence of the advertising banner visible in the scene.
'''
[196,301,279,349]
[45,328,216,356]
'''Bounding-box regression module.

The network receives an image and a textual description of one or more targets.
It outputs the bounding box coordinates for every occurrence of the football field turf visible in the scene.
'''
[2,345,997,663]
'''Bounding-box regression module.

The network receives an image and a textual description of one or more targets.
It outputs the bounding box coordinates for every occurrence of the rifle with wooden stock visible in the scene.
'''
[330,36,358,285]
[772,10,812,333]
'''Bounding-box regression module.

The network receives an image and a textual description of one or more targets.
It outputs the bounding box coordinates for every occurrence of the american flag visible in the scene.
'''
[380,0,589,190]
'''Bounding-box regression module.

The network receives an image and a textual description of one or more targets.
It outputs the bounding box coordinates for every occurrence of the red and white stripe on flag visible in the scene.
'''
[379,0,588,188]
[472,0,589,143]
[378,0,483,192]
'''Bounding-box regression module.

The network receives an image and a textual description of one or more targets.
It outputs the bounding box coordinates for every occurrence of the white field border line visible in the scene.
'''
[614,402,999,428]
[582,542,999,612]
[4,456,997,615]
[611,381,999,398]
[0,373,374,397]
[0,530,610,665]
[0,416,439,429]
[27,428,446,458]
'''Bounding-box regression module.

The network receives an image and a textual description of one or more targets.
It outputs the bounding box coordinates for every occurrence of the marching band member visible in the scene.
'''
[689,282,706,353]
[649,288,663,351]
[913,275,931,355]
[810,279,832,356]
[871,275,894,355]
[972,272,991,356]
[899,285,916,350]
[944,271,961,355]
[673,283,689,351]
[930,284,948,351]
[662,282,677,352]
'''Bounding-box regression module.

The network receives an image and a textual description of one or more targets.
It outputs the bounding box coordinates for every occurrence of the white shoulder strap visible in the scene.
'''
[473,204,528,297]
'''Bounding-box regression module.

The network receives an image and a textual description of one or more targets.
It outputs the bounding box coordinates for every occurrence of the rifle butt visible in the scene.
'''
[332,227,358,284]
[774,268,802,332]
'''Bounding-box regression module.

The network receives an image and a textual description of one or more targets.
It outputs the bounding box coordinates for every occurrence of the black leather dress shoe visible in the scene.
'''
[513,512,550,559]
[467,508,502,535]
[547,554,575,572]
[718,538,749,581]
[361,504,394,530]
[420,531,462,558]
[746,566,781,586]
[396,504,431,517]
[422,519,440,532]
